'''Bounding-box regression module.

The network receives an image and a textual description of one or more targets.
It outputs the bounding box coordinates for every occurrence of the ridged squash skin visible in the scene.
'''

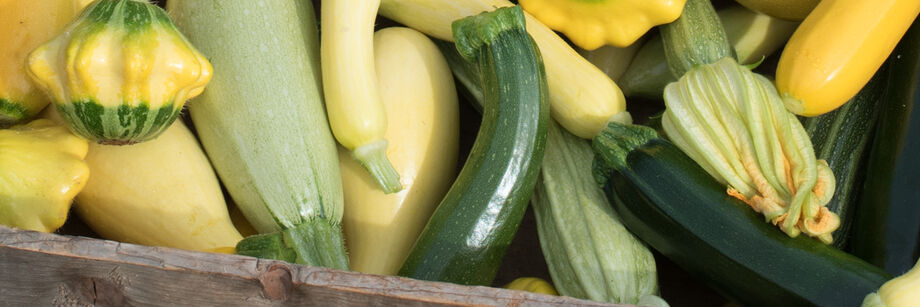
[74,119,243,253]
[27,0,213,144]
[341,27,459,275]
[0,0,92,126]
[776,0,920,117]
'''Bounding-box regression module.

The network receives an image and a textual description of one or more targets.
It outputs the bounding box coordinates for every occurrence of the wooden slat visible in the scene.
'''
[0,226,626,306]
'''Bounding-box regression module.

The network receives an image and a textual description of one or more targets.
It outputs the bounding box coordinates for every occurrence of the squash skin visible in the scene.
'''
[776,0,920,117]
[0,117,89,233]
[74,120,243,252]
[398,6,549,286]
[592,123,892,306]
[27,0,212,144]
[0,0,92,126]
[167,0,348,269]
[849,18,920,276]
[341,27,459,275]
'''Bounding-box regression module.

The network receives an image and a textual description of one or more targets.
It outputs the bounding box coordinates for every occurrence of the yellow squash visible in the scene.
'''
[0,118,89,232]
[74,119,242,253]
[341,27,459,275]
[379,0,631,139]
[0,0,92,126]
[776,0,920,117]
[519,0,686,50]
[504,277,558,295]
[322,0,402,193]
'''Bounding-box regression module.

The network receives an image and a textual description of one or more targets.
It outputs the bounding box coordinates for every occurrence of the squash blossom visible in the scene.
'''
[0,119,89,233]
[519,0,687,50]
[27,0,212,145]
[661,57,839,244]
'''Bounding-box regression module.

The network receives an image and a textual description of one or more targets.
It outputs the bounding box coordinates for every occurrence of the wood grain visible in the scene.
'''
[0,226,626,306]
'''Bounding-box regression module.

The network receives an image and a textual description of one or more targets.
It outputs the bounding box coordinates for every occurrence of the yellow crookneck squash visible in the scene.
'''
[341,27,459,275]
[0,117,89,233]
[0,0,93,126]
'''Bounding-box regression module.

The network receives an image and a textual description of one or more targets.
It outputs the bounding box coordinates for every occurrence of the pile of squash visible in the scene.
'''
[2,0,919,306]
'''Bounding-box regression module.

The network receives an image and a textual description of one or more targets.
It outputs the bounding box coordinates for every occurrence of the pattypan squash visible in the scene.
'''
[0,118,89,232]
[27,0,212,145]
[519,0,687,50]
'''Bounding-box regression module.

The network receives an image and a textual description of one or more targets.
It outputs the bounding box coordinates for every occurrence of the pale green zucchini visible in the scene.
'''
[166,0,347,269]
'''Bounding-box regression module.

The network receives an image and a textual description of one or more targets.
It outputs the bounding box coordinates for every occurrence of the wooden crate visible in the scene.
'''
[0,225,630,306]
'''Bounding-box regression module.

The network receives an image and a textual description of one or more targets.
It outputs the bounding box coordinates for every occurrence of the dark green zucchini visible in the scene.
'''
[849,18,920,276]
[800,65,889,250]
[592,122,892,307]
[397,6,549,286]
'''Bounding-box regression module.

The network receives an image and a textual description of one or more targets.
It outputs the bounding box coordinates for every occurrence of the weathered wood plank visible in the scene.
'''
[0,226,625,306]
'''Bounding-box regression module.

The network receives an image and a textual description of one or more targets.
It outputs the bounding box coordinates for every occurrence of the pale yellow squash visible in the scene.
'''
[74,119,242,253]
[341,27,459,275]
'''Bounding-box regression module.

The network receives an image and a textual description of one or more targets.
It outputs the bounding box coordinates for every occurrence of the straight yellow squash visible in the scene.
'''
[0,0,92,126]
[342,27,459,275]
[776,0,920,116]
[73,119,242,253]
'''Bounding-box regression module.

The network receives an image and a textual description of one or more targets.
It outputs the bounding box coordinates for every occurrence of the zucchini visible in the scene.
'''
[849,19,920,276]
[592,122,892,306]
[801,64,889,249]
[166,0,347,269]
[398,6,549,285]
[533,120,660,304]
[438,36,662,304]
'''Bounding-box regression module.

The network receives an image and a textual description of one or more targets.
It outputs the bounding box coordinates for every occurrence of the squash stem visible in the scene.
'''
[235,219,349,270]
[282,219,349,270]
[591,121,659,186]
[352,139,402,194]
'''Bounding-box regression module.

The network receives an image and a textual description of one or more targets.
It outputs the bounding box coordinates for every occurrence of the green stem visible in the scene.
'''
[352,139,402,194]
[236,219,349,270]
[591,122,659,187]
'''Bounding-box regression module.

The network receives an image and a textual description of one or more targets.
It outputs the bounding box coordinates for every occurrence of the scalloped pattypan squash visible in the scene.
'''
[27,0,212,145]
[519,0,687,50]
